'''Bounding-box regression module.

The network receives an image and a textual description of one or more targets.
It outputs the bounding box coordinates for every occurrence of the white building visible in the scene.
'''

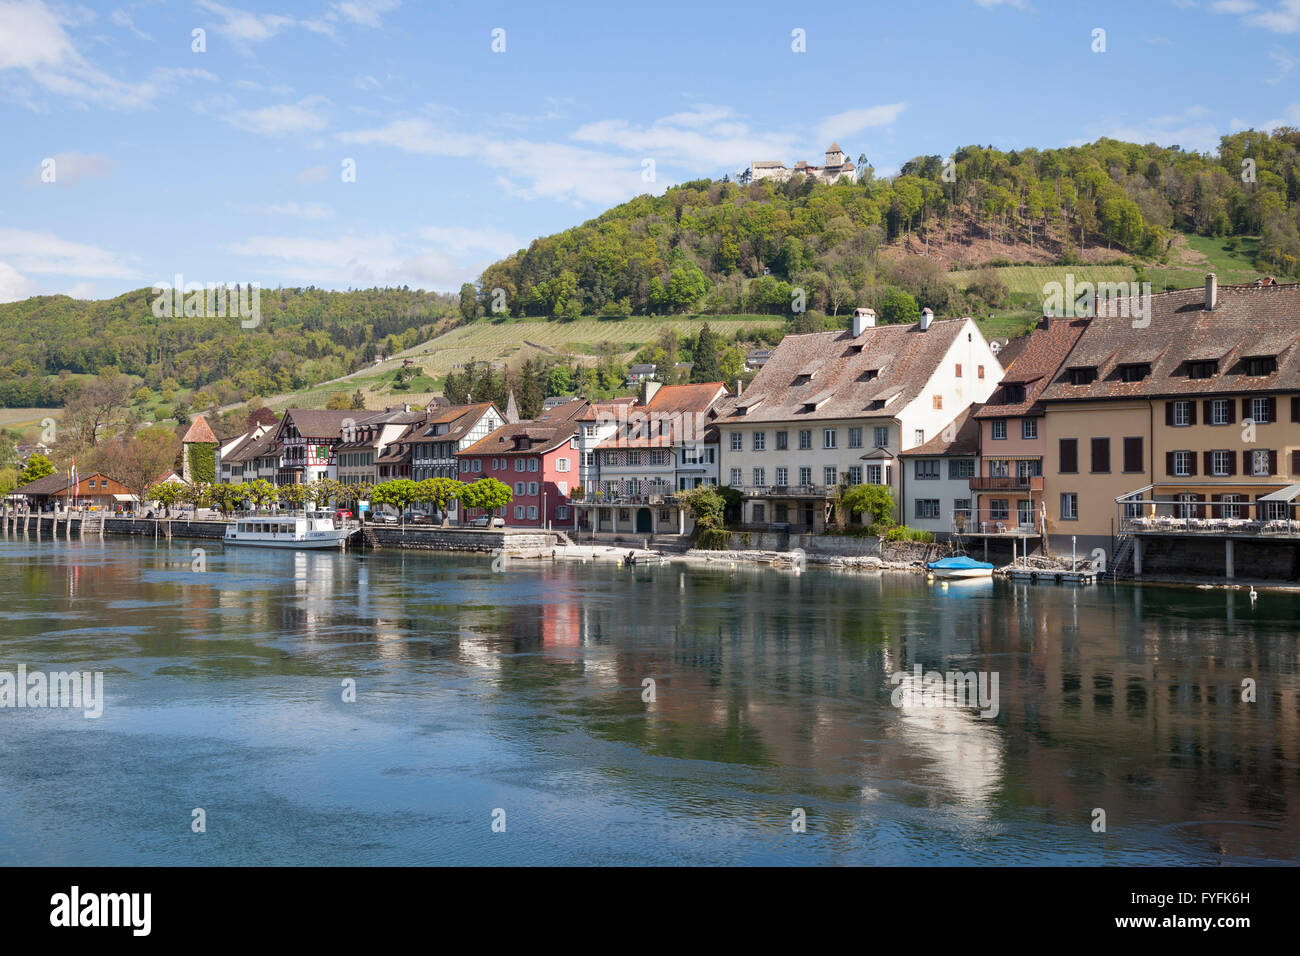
[715,307,1002,530]
[751,143,856,185]
[897,404,982,538]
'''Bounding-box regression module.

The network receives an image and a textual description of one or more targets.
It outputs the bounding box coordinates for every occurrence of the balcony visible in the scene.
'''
[741,484,831,498]
[970,475,1032,491]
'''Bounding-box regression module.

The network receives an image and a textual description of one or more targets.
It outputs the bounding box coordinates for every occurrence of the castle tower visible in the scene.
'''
[181,415,219,483]
[825,142,846,167]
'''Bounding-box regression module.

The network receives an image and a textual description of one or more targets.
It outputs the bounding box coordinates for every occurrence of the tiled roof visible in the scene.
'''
[595,383,727,449]
[900,404,982,457]
[397,402,499,445]
[458,400,589,457]
[282,409,362,438]
[716,318,970,424]
[15,473,73,496]
[975,315,1090,419]
[1039,281,1300,403]
[181,415,218,444]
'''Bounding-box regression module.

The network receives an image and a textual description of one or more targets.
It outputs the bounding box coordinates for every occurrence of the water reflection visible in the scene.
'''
[0,536,1296,865]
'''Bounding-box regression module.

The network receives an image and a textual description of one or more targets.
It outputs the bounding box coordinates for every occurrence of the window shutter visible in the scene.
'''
[1188,402,1197,425]
[1267,397,1277,422]
[1196,494,1207,519]
[1293,450,1300,475]
[1203,451,1213,475]
[1188,453,1198,476]
[1060,438,1077,472]
[1269,450,1278,475]
[1165,402,1174,426]
[1211,493,1222,518]
[1293,396,1300,423]
[1203,399,1214,423]
[1165,451,1175,476]
[1228,452,1237,476]
[1243,450,1251,476]
[1227,400,1237,424]
[1242,398,1252,421]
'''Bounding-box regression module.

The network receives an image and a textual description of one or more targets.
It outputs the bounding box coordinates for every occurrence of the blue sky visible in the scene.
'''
[1,0,1298,302]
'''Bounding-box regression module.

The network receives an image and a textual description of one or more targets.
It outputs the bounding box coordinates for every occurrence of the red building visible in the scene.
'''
[455,401,587,528]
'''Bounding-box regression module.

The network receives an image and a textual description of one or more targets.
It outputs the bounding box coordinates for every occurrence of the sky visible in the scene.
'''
[0,0,1299,302]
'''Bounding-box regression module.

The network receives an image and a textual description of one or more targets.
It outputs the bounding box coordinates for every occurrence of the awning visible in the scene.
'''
[1257,483,1300,502]
[112,494,137,502]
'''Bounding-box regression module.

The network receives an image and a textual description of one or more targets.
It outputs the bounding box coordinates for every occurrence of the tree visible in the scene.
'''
[207,482,242,516]
[243,478,278,511]
[415,477,463,525]
[371,478,419,522]
[277,482,309,511]
[350,390,366,410]
[458,283,479,322]
[94,426,181,508]
[149,481,186,517]
[458,477,512,523]
[63,369,132,448]
[691,323,722,383]
[326,392,352,410]
[19,453,56,487]
[879,289,921,325]
[679,485,730,549]
[840,484,896,531]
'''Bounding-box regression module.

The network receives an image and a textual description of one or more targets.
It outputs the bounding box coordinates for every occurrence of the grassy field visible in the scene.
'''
[0,407,60,435]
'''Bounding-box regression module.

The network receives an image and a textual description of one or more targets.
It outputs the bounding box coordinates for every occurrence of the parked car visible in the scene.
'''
[335,509,354,520]
[401,512,430,524]
[469,515,505,528]
[372,512,399,524]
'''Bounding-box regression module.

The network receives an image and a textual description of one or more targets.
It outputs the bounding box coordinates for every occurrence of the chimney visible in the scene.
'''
[1205,273,1217,312]
[735,378,744,397]
[852,307,876,336]
[641,380,661,405]
[919,307,934,331]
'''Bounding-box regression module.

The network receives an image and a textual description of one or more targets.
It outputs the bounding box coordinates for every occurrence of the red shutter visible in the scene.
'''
[1188,401,1198,425]
[1269,450,1278,475]
[1203,451,1213,476]
[1165,451,1175,476]
[1165,402,1174,426]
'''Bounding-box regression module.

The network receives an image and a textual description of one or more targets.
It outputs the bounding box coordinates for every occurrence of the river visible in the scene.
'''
[0,536,1295,865]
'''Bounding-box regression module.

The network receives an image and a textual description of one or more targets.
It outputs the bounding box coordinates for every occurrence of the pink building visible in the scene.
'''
[455,400,587,528]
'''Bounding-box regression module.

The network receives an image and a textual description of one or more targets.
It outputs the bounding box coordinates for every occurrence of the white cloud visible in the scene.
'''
[265,201,334,220]
[1212,0,1300,33]
[225,97,329,136]
[0,0,158,108]
[0,260,36,302]
[815,103,906,143]
[330,0,400,28]
[26,150,112,185]
[297,164,328,183]
[416,225,521,258]
[228,232,478,290]
[0,227,136,279]
[572,105,798,170]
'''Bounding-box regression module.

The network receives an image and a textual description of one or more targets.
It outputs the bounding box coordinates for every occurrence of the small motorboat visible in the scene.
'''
[927,555,994,579]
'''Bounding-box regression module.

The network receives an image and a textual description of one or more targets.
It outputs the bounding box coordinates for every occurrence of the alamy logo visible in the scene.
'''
[151,274,261,328]
[595,407,708,445]
[1042,274,1153,328]
[0,665,104,718]
[890,665,1000,719]
[50,886,150,936]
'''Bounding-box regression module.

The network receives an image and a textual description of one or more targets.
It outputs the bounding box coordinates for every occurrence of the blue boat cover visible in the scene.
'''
[928,556,995,570]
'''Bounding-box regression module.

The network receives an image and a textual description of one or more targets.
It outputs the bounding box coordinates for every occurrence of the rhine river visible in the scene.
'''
[0,536,1296,866]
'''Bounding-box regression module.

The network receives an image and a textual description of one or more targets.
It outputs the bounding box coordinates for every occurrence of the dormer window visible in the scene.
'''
[1067,366,1098,386]
[1119,363,1151,382]
[1245,356,1277,376]
[860,369,879,382]
[1002,384,1026,403]
[1187,360,1218,380]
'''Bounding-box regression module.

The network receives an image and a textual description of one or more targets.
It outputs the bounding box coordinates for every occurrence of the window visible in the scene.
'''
[988,459,1011,478]
[556,506,569,520]
[528,482,539,496]
[472,460,482,473]
[989,499,1009,520]
[556,457,570,472]
[948,459,975,479]
[848,427,863,449]
[824,466,837,487]
[529,459,539,472]
[823,429,837,449]
[1122,437,1144,473]
[848,466,862,485]
[776,430,788,450]
[753,432,766,451]
[1220,495,1242,519]
[730,468,742,486]
[1211,450,1231,476]
[1173,450,1193,477]
[867,464,882,485]
[1003,383,1026,403]
[954,498,972,521]
[798,430,812,450]
[932,395,943,410]
[914,459,940,480]
[730,432,742,451]
[914,429,924,446]
[775,467,788,485]
[1187,360,1218,379]
[955,363,963,377]
[753,467,766,486]
[873,427,889,448]
[1210,399,1231,425]
[1022,418,1038,440]
[1067,366,1098,385]
[515,459,526,472]
[649,449,668,466]
[1059,438,1078,473]
[1251,397,1272,424]
[626,450,641,466]
[528,506,538,520]
[991,420,1007,440]
[1119,363,1151,382]
[1172,401,1192,426]
[753,504,765,523]
[514,482,526,495]
[1246,356,1277,376]
[799,467,812,486]
[557,481,568,496]
[1263,500,1288,521]
[915,499,941,519]
[1251,449,1273,476]
[1061,493,1079,520]
[1090,437,1110,473]
[977,365,985,379]
[514,505,525,519]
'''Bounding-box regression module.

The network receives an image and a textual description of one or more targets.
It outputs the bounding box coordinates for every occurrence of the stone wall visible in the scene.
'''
[365,526,559,553]
[1135,535,1300,582]
[725,531,883,557]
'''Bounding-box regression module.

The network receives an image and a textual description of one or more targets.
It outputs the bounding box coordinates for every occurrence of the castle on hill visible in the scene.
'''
[751,143,856,185]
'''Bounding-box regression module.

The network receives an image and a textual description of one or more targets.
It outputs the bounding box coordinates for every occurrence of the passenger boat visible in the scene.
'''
[927,555,995,579]
[223,511,352,550]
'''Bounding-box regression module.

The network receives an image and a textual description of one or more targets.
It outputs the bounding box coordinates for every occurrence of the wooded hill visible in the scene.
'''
[473,131,1300,321]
